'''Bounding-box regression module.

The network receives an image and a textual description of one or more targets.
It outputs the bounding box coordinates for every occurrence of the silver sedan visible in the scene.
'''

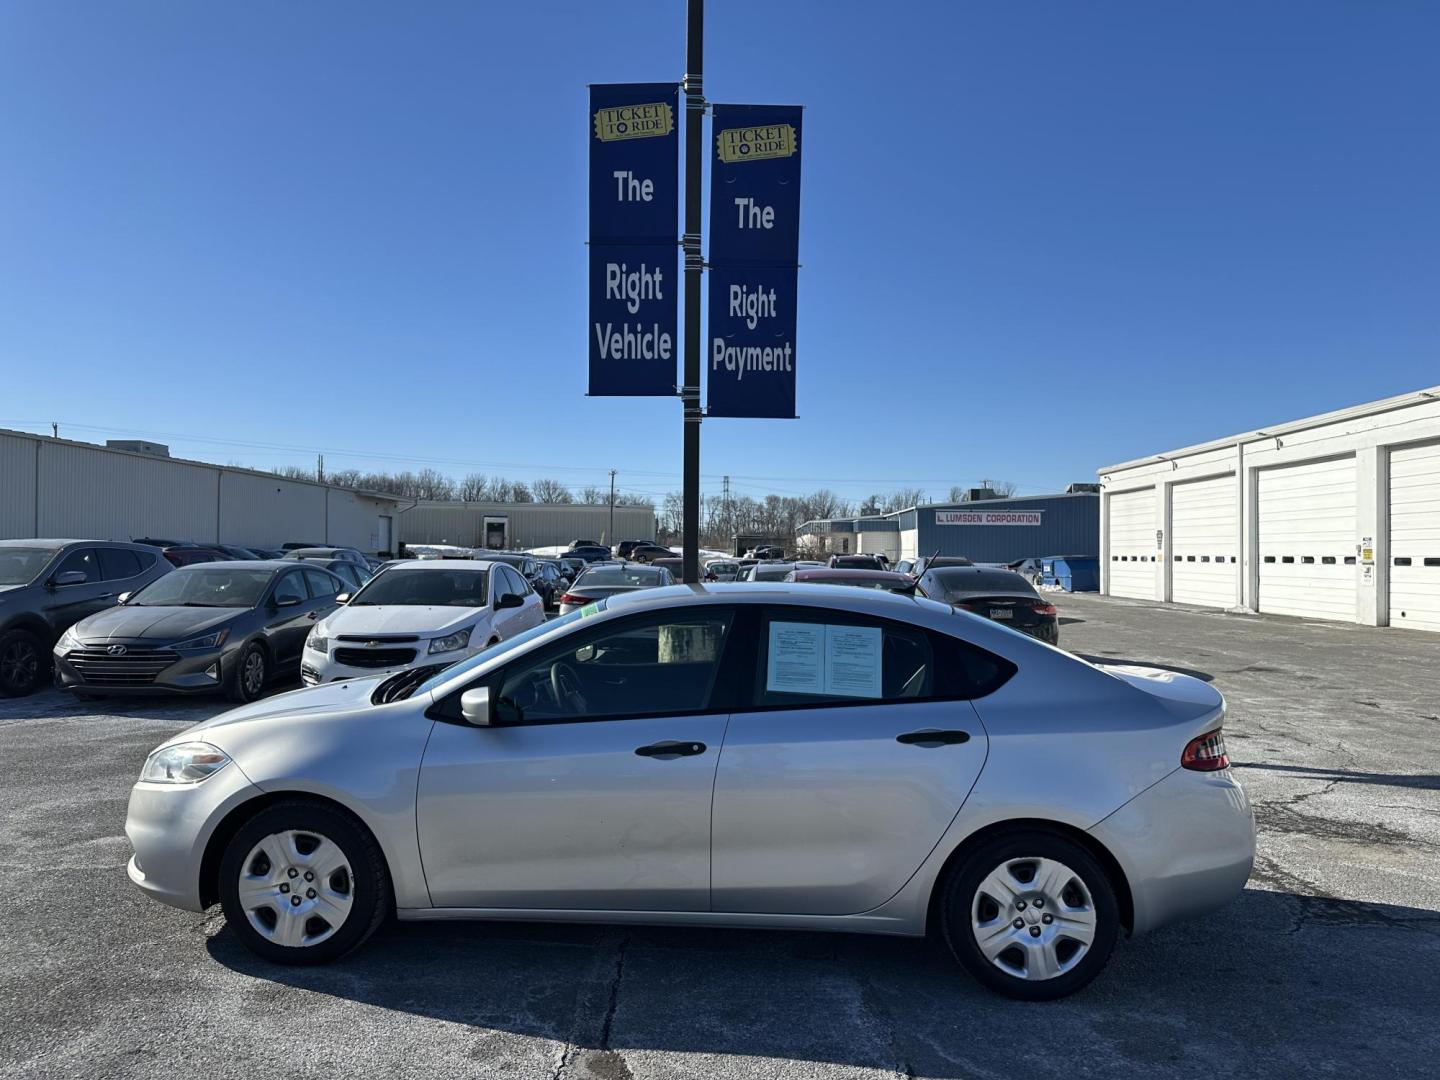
[124,583,1254,999]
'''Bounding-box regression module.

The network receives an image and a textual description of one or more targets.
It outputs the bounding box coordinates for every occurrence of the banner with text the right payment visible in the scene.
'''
[706,104,803,419]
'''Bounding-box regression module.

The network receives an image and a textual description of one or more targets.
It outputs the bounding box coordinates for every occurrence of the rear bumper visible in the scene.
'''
[1090,766,1255,936]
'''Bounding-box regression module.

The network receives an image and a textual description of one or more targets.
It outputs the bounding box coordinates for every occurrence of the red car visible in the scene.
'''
[784,567,916,593]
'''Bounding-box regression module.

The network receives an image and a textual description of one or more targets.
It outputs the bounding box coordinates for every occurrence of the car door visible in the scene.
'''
[41,548,113,634]
[263,569,315,665]
[710,605,995,916]
[416,606,740,910]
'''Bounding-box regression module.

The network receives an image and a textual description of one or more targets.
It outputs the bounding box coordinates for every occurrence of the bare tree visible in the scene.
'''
[457,474,490,501]
[532,478,573,503]
[881,488,925,513]
[578,486,606,505]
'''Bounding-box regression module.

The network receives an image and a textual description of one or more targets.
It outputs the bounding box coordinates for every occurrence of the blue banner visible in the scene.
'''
[589,83,679,396]
[707,104,802,418]
[706,264,797,419]
[708,104,803,266]
[589,245,676,396]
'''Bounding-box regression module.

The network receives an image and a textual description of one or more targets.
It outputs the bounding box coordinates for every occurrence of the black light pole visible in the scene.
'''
[680,0,704,582]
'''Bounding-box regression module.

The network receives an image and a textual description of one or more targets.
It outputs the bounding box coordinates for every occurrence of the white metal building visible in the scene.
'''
[0,428,405,554]
[1097,386,1440,631]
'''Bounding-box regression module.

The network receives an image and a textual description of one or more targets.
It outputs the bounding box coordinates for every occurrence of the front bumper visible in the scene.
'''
[54,642,230,696]
[1090,765,1256,935]
[125,760,265,912]
[303,642,474,685]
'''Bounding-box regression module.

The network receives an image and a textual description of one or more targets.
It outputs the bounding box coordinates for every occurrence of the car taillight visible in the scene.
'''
[1181,729,1230,771]
[559,594,591,606]
[1031,602,1057,616]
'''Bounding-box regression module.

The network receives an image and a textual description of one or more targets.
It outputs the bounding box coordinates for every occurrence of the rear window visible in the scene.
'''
[578,566,666,587]
[929,569,1036,597]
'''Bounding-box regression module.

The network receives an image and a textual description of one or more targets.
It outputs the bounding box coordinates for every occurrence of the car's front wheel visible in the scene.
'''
[218,799,390,964]
[0,629,45,698]
[226,642,269,703]
[941,831,1119,1000]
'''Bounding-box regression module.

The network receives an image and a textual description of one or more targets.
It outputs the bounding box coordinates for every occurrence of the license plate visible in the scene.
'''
[990,608,1013,619]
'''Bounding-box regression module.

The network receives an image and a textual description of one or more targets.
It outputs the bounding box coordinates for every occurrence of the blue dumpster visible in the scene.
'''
[1041,556,1099,592]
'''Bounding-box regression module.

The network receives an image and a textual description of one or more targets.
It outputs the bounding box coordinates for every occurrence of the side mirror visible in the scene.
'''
[275,596,302,608]
[52,571,88,588]
[459,686,492,726]
[116,592,132,605]
[496,592,524,609]
[336,593,351,605]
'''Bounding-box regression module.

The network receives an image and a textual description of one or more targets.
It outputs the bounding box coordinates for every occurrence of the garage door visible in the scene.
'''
[1257,457,1356,622]
[1107,488,1157,599]
[1171,475,1237,608]
[1389,441,1440,632]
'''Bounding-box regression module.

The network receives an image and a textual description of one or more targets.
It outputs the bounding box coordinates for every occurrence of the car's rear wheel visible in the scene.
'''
[941,831,1119,1000]
[227,642,268,703]
[0,629,44,698]
[218,800,390,964]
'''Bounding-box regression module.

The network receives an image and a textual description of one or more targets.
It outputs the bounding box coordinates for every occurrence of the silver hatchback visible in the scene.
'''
[125,584,1254,999]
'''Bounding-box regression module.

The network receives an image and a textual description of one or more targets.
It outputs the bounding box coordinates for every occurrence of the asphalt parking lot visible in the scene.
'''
[2,592,1438,1080]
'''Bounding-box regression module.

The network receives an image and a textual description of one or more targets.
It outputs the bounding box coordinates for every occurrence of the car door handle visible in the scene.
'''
[895,729,971,747]
[634,740,707,759]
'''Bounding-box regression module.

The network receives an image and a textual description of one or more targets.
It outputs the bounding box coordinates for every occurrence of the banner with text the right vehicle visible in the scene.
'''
[706,104,803,419]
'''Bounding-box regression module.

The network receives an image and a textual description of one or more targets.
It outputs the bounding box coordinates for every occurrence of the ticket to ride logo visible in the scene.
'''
[716,123,797,164]
[594,102,674,141]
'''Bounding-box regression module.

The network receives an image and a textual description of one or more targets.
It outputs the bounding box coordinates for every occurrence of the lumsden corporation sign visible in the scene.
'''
[935,510,1043,526]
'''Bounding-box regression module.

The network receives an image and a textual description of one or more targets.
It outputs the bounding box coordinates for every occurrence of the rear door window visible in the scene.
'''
[98,547,143,580]
[752,607,1015,707]
[273,571,307,604]
[303,569,340,598]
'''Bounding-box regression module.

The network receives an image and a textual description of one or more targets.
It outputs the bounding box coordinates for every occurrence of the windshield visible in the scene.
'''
[708,562,737,573]
[413,602,604,698]
[577,567,665,587]
[931,569,1036,599]
[351,568,488,606]
[0,547,59,586]
[131,567,274,607]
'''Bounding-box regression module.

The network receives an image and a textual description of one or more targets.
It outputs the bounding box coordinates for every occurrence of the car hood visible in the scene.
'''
[73,605,239,643]
[319,605,487,637]
[1095,663,1224,720]
[181,677,385,740]
[0,583,30,597]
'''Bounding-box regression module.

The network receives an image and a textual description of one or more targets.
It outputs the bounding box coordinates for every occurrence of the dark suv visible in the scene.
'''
[0,540,171,696]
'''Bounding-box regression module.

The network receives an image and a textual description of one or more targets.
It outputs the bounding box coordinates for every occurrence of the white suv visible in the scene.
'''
[302,559,544,685]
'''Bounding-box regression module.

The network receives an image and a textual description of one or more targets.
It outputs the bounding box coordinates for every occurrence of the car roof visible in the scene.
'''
[371,558,496,570]
[791,568,911,582]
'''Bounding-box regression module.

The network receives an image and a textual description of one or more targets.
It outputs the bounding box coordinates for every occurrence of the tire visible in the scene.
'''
[940,830,1120,1001]
[218,799,391,965]
[227,642,269,704]
[0,629,45,698]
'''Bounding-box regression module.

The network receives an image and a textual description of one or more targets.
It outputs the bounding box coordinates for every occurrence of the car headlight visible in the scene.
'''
[428,627,472,654]
[140,742,231,785]
[56,625,80,651]
[307,632,328,653]
[170,628,230,650]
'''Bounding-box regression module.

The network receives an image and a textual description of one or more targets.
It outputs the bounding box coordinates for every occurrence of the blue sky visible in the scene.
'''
[2,1,1436,506]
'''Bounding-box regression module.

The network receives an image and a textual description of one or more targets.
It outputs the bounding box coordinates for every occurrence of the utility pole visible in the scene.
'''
[317,454,325,484]
[608,468,617,547]
[51,422,57,439]
[722,474,730,540]
[680,0,704,584]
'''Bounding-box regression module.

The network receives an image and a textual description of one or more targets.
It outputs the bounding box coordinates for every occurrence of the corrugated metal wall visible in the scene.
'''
[37,439,218,541]
[916,494,1099,562]
[219,471,327,546]
[398,502,656,549]
[0,433,38,538]
[0,429,401,551]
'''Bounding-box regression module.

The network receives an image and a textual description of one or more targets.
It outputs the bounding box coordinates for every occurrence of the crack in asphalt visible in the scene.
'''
[552,932,632,1080]
[1250,855,1440,937]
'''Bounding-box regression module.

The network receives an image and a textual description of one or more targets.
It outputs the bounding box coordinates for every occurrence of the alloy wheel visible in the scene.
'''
[241,650,265,697]
[237,830,354,948]
[970,856,1097,981]
[1,639,38,691]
